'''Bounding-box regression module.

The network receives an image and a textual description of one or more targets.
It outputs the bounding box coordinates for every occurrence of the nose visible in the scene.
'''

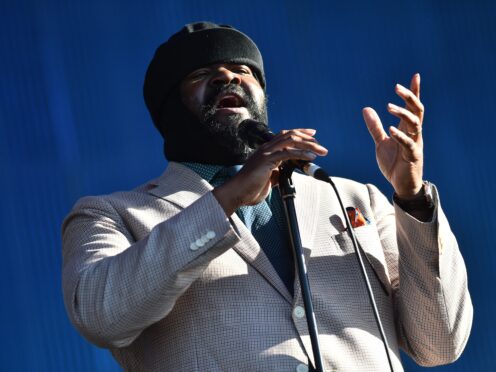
[209,67,241,87]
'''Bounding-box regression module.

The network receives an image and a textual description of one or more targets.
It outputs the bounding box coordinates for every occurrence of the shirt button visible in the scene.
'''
[293,306,305,318]
[190,242,199,251]
[296,363,308,372]
[206,230,216,239]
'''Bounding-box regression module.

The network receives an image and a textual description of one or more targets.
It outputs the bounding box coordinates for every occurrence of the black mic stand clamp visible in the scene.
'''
[278,163,325,372]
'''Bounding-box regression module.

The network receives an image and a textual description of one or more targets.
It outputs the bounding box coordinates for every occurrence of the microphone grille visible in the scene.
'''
[237,119,272,148]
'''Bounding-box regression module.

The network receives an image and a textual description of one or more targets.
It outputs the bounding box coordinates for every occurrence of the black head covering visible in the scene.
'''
[143,21,265,137]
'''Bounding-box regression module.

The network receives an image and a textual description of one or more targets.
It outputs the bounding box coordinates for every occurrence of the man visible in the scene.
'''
[62,22,472,371]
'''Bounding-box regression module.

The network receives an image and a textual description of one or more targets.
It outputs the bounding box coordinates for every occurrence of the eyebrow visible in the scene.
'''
[188,64,252,76]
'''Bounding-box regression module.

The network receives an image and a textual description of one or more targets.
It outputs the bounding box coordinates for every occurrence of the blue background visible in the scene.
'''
[1,0,494,370]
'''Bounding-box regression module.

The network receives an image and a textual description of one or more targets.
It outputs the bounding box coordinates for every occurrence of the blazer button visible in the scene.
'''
[195,239,205,247]
[293,306,305,318]
[296,363,308,372]
[438,236,445,254]
[206,230,216,239]
[190,242,199,251]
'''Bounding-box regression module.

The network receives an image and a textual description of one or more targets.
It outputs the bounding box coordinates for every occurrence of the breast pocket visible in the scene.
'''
[330,224,392,296]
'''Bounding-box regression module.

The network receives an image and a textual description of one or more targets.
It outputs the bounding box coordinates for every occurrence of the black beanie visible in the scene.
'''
[143,21,266,135]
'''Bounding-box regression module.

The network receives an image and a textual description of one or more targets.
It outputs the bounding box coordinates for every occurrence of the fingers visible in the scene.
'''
[279,128,316,137]
[220,128,327,211]
[389,126,418,161]
[387,103,422,138]
[273,128,318,145]
[392,73,424,139]
[362,107,388,145]
[395,80,424,120]
[409,73,420,99]
[265,148,320,164]
[287,128,317,136]
[263,129,328,157]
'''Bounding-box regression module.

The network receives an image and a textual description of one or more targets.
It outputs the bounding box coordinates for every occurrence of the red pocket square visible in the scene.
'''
[346,207,370,228]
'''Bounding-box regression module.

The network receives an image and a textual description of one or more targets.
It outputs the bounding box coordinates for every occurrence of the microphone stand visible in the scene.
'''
[278,163,325,372]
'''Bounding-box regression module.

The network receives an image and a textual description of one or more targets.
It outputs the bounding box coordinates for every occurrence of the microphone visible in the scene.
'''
[237,119,330,181]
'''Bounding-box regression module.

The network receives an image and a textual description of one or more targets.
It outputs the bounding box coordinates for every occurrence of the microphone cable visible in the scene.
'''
[326,176,395,372]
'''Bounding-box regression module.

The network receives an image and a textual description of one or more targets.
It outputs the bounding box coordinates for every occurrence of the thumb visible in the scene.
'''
[362,107,388,145]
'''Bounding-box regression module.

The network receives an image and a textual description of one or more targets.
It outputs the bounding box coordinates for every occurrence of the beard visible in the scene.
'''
[159,83,268,165]
[198,84,268,162]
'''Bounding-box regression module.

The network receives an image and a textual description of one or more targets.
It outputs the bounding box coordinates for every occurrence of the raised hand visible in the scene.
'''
[362,73,425,199]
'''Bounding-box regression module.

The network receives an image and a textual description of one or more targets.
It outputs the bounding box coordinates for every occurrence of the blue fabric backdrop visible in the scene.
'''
[1,0,494,370]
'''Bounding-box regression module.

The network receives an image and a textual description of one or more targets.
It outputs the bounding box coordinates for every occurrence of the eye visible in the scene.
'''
[233,66,252,75]
[188,69,210,80]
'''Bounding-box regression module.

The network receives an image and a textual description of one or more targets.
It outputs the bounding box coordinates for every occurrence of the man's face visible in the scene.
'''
[180,63,266,126]
[179,63,267,159]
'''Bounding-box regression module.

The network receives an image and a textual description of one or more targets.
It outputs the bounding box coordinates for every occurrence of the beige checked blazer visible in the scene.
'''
[62,162,472,371]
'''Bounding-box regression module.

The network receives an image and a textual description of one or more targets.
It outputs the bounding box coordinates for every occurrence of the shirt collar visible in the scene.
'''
[181,162,225,183]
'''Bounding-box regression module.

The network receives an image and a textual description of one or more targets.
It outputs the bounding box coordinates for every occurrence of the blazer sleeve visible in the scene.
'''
[367,184,473,366]
[62,191,240,349]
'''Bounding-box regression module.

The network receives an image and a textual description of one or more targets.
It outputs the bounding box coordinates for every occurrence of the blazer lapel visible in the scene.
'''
[148,162,293,304]
[229,212,293,304]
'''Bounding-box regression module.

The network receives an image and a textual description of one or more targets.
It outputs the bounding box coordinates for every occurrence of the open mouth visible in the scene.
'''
[215,94,245,109]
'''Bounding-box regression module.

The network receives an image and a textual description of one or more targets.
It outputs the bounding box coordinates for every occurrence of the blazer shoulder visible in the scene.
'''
[71,177,157,209]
